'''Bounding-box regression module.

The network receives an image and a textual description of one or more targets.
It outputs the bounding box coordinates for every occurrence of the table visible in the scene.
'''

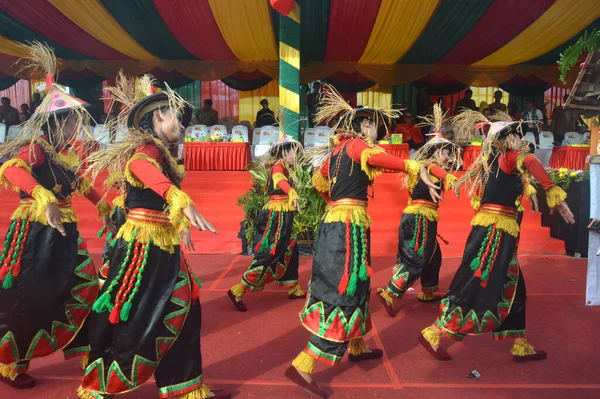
[379,144,409,173]
[462,146,482,170]
[183,142,251,171]
[549,146,589,170]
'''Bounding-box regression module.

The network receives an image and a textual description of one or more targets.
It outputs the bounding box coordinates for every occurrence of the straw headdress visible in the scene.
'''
[413,103,460,171]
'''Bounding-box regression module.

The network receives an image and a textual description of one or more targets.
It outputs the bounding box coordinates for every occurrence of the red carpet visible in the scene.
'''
[1,171,593,398]
[0,171,565,257]
[1,254,598,399]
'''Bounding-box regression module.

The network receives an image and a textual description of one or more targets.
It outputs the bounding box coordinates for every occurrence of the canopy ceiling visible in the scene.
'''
[0,0,598,89]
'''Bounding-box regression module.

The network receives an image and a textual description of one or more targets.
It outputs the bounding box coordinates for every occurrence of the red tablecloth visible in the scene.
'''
[462,146,482,170]
[379,144,409,173]
[184,142,251,171]
[549,146,589,170]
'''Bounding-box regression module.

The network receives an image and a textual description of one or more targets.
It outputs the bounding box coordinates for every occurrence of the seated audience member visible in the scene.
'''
[551,94,578,145]
[522,99,544,137]
[508,102,522,121]
[455,89,477,114]
[394,111,424,150]
[19,104,31,123]
[0,97,20,128]
[489,90,507,112]
[30,92,42,113]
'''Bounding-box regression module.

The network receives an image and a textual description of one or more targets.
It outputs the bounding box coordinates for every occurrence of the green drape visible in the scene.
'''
[100,0,195,59]
[221,76,272,91]
[300,0,330,64]
[399,0,494,63]
[174,80,202,109]
[0,77,19,91]
[392,84,418,113]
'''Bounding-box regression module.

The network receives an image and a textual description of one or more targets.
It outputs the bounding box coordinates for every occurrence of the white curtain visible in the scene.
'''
[587,160,600,305]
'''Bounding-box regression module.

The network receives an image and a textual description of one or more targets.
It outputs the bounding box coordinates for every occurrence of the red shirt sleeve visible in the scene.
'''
[84,188,104,205]
[271,162,291,194]
[428,164,448,180]
[499,151,519,175]
[346,138,407,172]
[128,144,175,198]
[522,154,554,191]
[320,157,330,178]
[2,144,46,195]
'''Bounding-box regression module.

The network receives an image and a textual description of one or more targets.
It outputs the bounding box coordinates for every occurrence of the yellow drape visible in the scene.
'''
[470,87,503,109]
[207,0,278,61]
[238,80,279,125]
[359,0,439,64]
[475,0,600,66]
[356,84,393,109]
[0,36,28,58]
[49,0,155,60]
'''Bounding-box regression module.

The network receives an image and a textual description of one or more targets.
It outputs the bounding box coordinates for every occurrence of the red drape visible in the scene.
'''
[201,80,239,120]
[339,92,357,108]
[549,147,588,170]
[0,0,129,60]
[437,0,554,64]
[184,142,250,171]
[325,0,382,61]
[153,0,236,60]
[430,89,467,116]
[0,80,31,111]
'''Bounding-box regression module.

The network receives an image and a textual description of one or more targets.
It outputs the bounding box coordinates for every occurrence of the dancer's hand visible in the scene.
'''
[550,201,575,224]
[452,181,460,198]
[46,203,66,236]
[419,167,443,203]
[530,194,539,212]
[293,199,302,213]
[180,228,196,251]
[103,214,116,235]
[183,205,218,234]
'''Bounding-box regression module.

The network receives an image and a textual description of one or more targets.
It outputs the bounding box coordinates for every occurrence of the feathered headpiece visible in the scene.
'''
[413,103,461,171]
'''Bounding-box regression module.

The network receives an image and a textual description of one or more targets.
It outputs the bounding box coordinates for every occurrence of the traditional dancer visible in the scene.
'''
[0,43,111,389]
[418,112,575,362]
[286,86,441,398]
[228,134,305,311]
[78,77,229,399]
[378,104,460,317]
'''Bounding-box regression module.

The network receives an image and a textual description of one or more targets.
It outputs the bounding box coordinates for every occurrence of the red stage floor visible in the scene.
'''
[1,254,597,399]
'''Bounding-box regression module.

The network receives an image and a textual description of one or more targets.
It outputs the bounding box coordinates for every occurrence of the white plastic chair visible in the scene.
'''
[114,125,127,142]
[231,125,249,142]
[259,126,279,145]
[6,125,22,142]
[252,144,273,161]
[314,126,332,146]
[563,132,583,145]
[252,128,261,145]
[93,124,111,146]
[524,132,536,146]
[192,125,209,141]
[0,123,6,144]
[304,128,316,147]
[583,131,591,144]
[185,126,194,139]
[538,131,554,149]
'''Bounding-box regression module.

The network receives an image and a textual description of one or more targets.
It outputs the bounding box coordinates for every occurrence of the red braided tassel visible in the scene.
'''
[0,266,8,279]
[108,304,122,324]
[338,273,349,295]
[473,268,482,278]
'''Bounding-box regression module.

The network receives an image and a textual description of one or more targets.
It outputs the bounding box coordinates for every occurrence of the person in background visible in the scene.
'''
[522,99,543,138]
[416,87,432,118]
[490,90,507,112]
[482,108,492,119]
[19,104,31,123]
[90,91,105,126]
[306,81,322,127]
[255,99,277,128]
[551,95,579,145]
[394,111,424,150]
[508,102,522,121]
[455,89,477,115]
[1,97,20,128]
[30,92,42,113]
[195,99,219,126]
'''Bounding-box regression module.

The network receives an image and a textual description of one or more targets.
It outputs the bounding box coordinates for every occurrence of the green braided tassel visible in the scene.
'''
[358,224,368,281]
[259,211,275,252]
[470,257,480,271]
[120,301,132,322]
[346,272,359,296]
[481,269,490,281]
[409,214,419,248]
[92,291,113,313]
[97,226,106,238]
[2,273,12,289]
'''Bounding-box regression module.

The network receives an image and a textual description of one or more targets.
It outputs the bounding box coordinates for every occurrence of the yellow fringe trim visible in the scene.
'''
[81,355,89,370]
[230,282,247,298]
[288,188,299,207]
[112,194,126,209]
[323,205,372,228]
[125,153,162,188]
[76,385,96,399]
[0,364,18,379]
[524,183,537,198]
[515,198,524,212]
[105,170,125,188]
[176,163,186,177]
[380,289,394,305]
[546,185,567,209]
[78,176,94,196]
[58,149,80,169]
[445,174,458,191]
[165,186,194,231]
[12,202,78,224]
[30,185,59,222]
[292,351,316,374]
[272,172,288,189]
[312,169,329,193]
[471,212,519,237]
[421,326,441,347]
[516,153,529,176]
[405,159,422,192]
[179,385,211,399]
[403,204,439,222]
[0,158,31,192]
[470,195,481,211]
[511,341,536,356]
[288,284,305,296]
[417,292,435,301]
[264,200,295,212]
[116,218,180,253]
[96,199,111,219]
[348,338,369,355]
[360,147,385,181]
